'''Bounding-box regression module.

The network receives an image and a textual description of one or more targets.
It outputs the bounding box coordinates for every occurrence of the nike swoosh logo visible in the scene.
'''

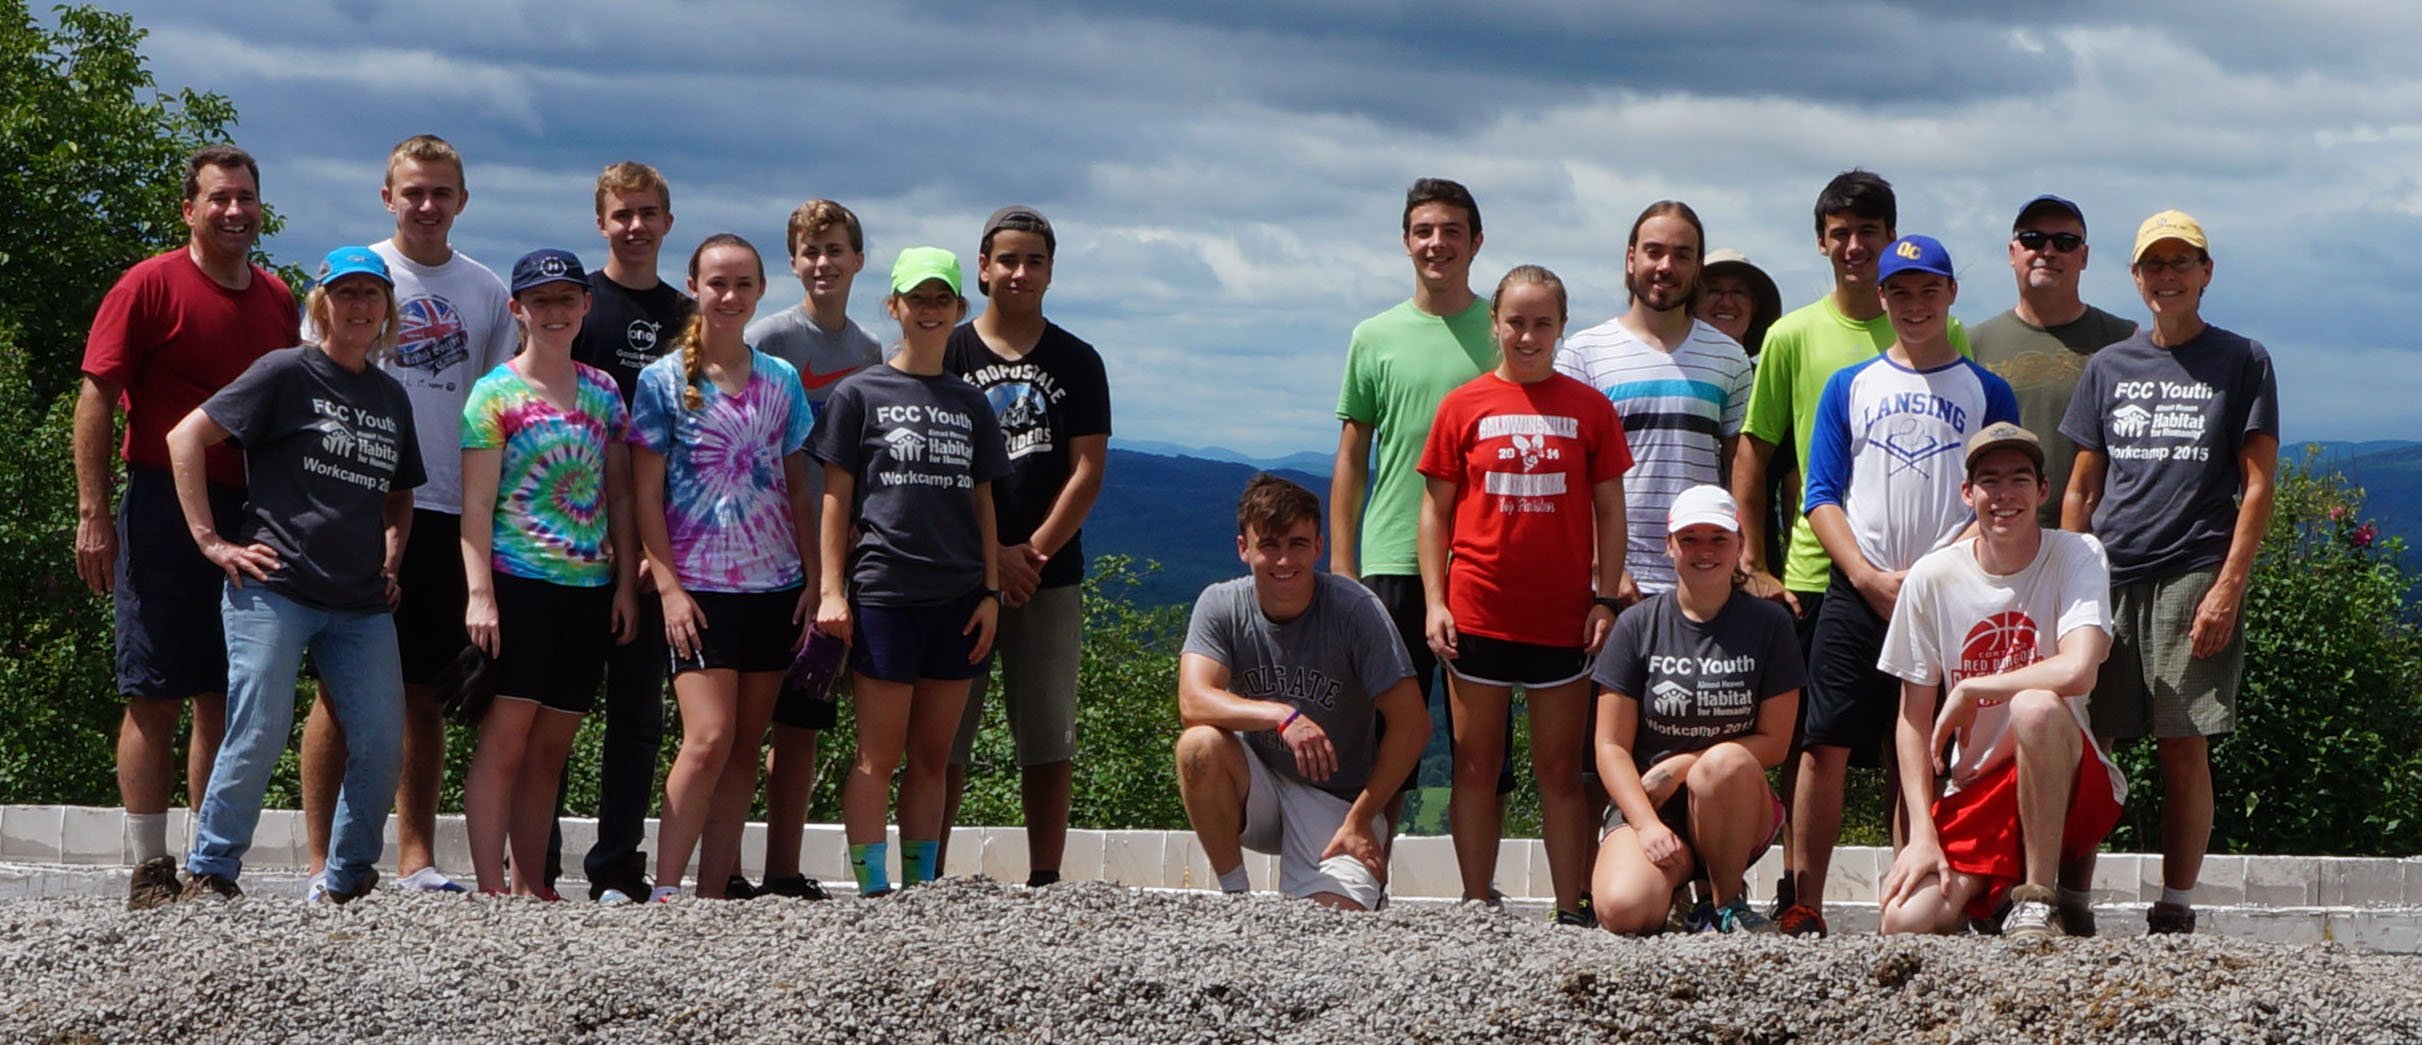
[799,364,862,390]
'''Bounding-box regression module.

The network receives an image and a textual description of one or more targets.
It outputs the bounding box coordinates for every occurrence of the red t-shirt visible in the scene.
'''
[82,250,298,488]
[1417,372,1631,646]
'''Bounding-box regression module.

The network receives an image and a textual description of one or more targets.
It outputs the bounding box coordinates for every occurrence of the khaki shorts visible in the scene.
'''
[2089,566,2244,740]
[1235,732,1386,909]
[951,584,1081,766]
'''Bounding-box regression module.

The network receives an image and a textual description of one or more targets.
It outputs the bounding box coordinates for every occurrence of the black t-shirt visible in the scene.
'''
[201,346,426,612]
[944,321,1112,589]
[807,365,1013,607]
[571,270,695,408]
[1590,590,1804,772]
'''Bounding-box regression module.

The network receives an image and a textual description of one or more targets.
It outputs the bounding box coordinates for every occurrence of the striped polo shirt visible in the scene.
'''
[1554,316,1753,592]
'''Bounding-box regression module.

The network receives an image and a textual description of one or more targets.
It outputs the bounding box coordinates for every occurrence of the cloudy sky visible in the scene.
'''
[104,0,2422,457]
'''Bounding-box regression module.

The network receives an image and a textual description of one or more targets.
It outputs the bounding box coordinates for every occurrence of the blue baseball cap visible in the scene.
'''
[2013,194,2084,232]
[1876,234,1955,285]
[510,248,589,295]
[316,246,390,287]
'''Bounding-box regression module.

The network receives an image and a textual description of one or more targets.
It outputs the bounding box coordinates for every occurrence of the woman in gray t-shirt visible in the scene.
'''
[1586,485,1803,935]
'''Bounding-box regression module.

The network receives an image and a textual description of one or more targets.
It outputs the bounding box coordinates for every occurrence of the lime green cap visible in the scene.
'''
[890,246,962,296]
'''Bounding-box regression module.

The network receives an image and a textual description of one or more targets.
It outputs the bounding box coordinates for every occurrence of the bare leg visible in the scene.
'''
[1022,759,1072,876]
[2010,691,2082,888]
[697,671,779,896]
[844,675,912,847]
[654,669,740,894]
[898,678,977,844]
[1446,677,1512,902]
[186,693,225,807]
[1686,743,1773,907]
[300,691,344,875]
[509,709,582,897]
[1527,679,1593,913]
[1173,725,1250,879]
[464,698,538,893]
[393,684,445,877]
[1880,867,1989,934]
[2155,735,2213,893]
[1590,825,1692,934]
[116,698,181,818]
[762,724,818,880]
[1788,743,1850,906]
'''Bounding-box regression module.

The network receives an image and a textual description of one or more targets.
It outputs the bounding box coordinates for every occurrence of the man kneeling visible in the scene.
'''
[1175,475,1429,909]
[1878,424,2125,939]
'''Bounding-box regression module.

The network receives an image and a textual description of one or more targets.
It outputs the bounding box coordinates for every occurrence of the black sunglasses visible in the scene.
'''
[2014,230,2085,253]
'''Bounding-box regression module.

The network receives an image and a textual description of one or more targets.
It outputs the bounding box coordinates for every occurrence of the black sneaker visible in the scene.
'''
[177,870,242,902]
[758,874,829,900]
[1553,907,1594,928]
[723,875,759,900]
[1026,869,1062,888]
[325,869,380,906]
[588,851,651,904]
[128,856,180,911]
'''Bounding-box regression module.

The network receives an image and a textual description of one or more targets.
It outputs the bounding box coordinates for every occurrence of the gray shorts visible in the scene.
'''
[951,584,1080,766]
[2089,565,2245,740]
[1235,732,1386,909]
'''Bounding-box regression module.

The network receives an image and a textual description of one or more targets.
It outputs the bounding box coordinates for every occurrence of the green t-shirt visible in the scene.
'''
[1741,295,1972,592]
[1970,305,2137,528]
[1334,297,1496,576]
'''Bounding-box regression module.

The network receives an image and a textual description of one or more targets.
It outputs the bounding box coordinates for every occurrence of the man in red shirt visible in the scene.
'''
[73,145,298,910]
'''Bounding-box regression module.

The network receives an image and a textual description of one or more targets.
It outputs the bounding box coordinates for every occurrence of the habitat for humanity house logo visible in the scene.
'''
[883,425,927,463]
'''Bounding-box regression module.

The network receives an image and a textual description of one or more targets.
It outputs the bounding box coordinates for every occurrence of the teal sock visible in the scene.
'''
[849,842,891,895]
[900,839,939,886]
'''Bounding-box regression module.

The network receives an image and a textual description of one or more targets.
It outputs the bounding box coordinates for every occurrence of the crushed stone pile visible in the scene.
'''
[4,877,2415,1043]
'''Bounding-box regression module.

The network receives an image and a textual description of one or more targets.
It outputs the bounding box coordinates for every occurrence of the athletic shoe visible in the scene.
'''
[1663,893,1694,935]
[127,856,180,911]
[1775,903,1828,937]
[597,888,637,905]
[2002,884,2059,941]
[1768,875,1797,922]
[397,867,467,893]
[723,875,759,900]
[758,875,829,901]
[588,850,651,903]
[2060,898,2097,937]
[1686,901,1719,933]
[2147,901,2197,935]
[1715,897,1777,934]
[325,869,379,906]
[647,886,680,904]
[177,870,241,902]
[1026,869,1061,888]
[1552,907,1593,928]
[304,872,331,905]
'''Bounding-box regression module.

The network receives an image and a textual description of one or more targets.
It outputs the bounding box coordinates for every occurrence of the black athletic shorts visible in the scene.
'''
[113,466,246,699]
[670,587,802,675]
[490,573,612,714]
[395,509,471,687]
[1801,568,1897,765]
[850,588,992,684]
[1447,633,1590,689]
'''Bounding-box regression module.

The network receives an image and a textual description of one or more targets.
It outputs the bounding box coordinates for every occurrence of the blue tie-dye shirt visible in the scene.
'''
[629,350,814,593]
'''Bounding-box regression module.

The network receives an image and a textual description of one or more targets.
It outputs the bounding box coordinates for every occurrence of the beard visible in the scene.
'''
[1627,268,1695,313]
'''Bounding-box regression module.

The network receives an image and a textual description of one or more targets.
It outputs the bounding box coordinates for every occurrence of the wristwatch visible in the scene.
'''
[1592,597,1624,613]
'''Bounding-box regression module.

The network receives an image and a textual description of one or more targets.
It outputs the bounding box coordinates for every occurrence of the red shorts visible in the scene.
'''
[1931,723,2123,920]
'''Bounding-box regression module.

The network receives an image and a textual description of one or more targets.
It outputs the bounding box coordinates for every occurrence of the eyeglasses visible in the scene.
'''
[2014,230,2084,253]
[2134,255,2204,274]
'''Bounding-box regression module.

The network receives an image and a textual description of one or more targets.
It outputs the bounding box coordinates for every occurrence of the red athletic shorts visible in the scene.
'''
[1931,722,2123,920]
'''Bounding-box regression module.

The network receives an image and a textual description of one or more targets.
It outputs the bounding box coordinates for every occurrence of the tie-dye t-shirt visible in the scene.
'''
[461,361,632,587]
[630,350,815,593]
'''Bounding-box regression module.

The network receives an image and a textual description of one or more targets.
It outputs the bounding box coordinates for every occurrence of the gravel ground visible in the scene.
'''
[4,877,2416,1044]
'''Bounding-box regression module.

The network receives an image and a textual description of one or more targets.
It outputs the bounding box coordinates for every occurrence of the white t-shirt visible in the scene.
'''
[1803,354,2019,573]
[368,242,515,514]
[1877,530,2124,802]
[1553,316,1751,593]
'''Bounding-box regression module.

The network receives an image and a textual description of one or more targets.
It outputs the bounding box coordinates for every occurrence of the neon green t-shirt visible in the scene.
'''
[1334,297,1496,576]
[1741,295,1971,592]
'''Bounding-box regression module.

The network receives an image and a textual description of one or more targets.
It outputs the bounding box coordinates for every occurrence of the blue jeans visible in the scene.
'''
[188,584,404,893]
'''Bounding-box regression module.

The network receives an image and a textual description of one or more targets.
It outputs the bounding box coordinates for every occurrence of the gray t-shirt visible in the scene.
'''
[747,304,885,407]
[1182,572,1416,798]
[202,346,426,613]
[2058,324,2279,585]
[806,364,1011,606]
[1589,590,1803,773]
[1971,304,2137,527]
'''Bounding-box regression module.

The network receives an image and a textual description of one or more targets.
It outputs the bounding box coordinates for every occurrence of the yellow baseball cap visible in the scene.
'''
[2132,210,2208,263]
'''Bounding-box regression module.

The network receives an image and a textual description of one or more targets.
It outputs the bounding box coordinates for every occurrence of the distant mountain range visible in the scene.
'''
[1086,439,2421,609]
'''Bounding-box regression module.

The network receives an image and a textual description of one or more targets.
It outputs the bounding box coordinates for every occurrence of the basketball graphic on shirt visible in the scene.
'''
[393,295,470,375]
[1959,610,2041,690]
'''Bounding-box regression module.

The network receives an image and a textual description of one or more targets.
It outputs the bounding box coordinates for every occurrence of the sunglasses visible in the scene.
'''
[2014,230,2085,253]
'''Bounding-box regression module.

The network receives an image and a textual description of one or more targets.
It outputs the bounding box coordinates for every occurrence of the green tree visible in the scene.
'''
[0,2,284,804]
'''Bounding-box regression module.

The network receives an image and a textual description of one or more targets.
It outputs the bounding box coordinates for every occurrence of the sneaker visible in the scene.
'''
[397,867,467,894]
[1552,907,1593,928]
[177,870,242,902]
[2002,884,2059,941]
[1768,875,1797,922]
[597,887,638,905]
[304,872,331,905]
[325,870,379,906]
[2147,900,2197,935]
[1775,903,1828,938]
[1686,901,1719,933]
[1026,869,1062,888]
[647,885,680,904]
[1662,893,1694,935]
[2059,898,2097,937]
[588,851,651,904]
[722,875,759,900]
[758,875,829,901]
[127,856,181,911]
[1715,897,1777,934]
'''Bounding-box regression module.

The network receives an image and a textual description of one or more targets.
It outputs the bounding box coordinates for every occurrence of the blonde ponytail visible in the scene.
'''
[678,232,765,410]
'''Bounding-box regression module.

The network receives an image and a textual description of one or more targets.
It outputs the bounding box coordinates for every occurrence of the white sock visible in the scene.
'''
[124,813,169,863]
[2057,887,2091,908]
[2160,886,2194,907]
[1216,865,1251,894]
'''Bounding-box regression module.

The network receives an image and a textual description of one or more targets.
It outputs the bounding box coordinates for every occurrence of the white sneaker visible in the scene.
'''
[2002,884,2059,941]
[597,887,637,905]
[397,867,467,893]
[305,872,330,904]
[647,885,680,904]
